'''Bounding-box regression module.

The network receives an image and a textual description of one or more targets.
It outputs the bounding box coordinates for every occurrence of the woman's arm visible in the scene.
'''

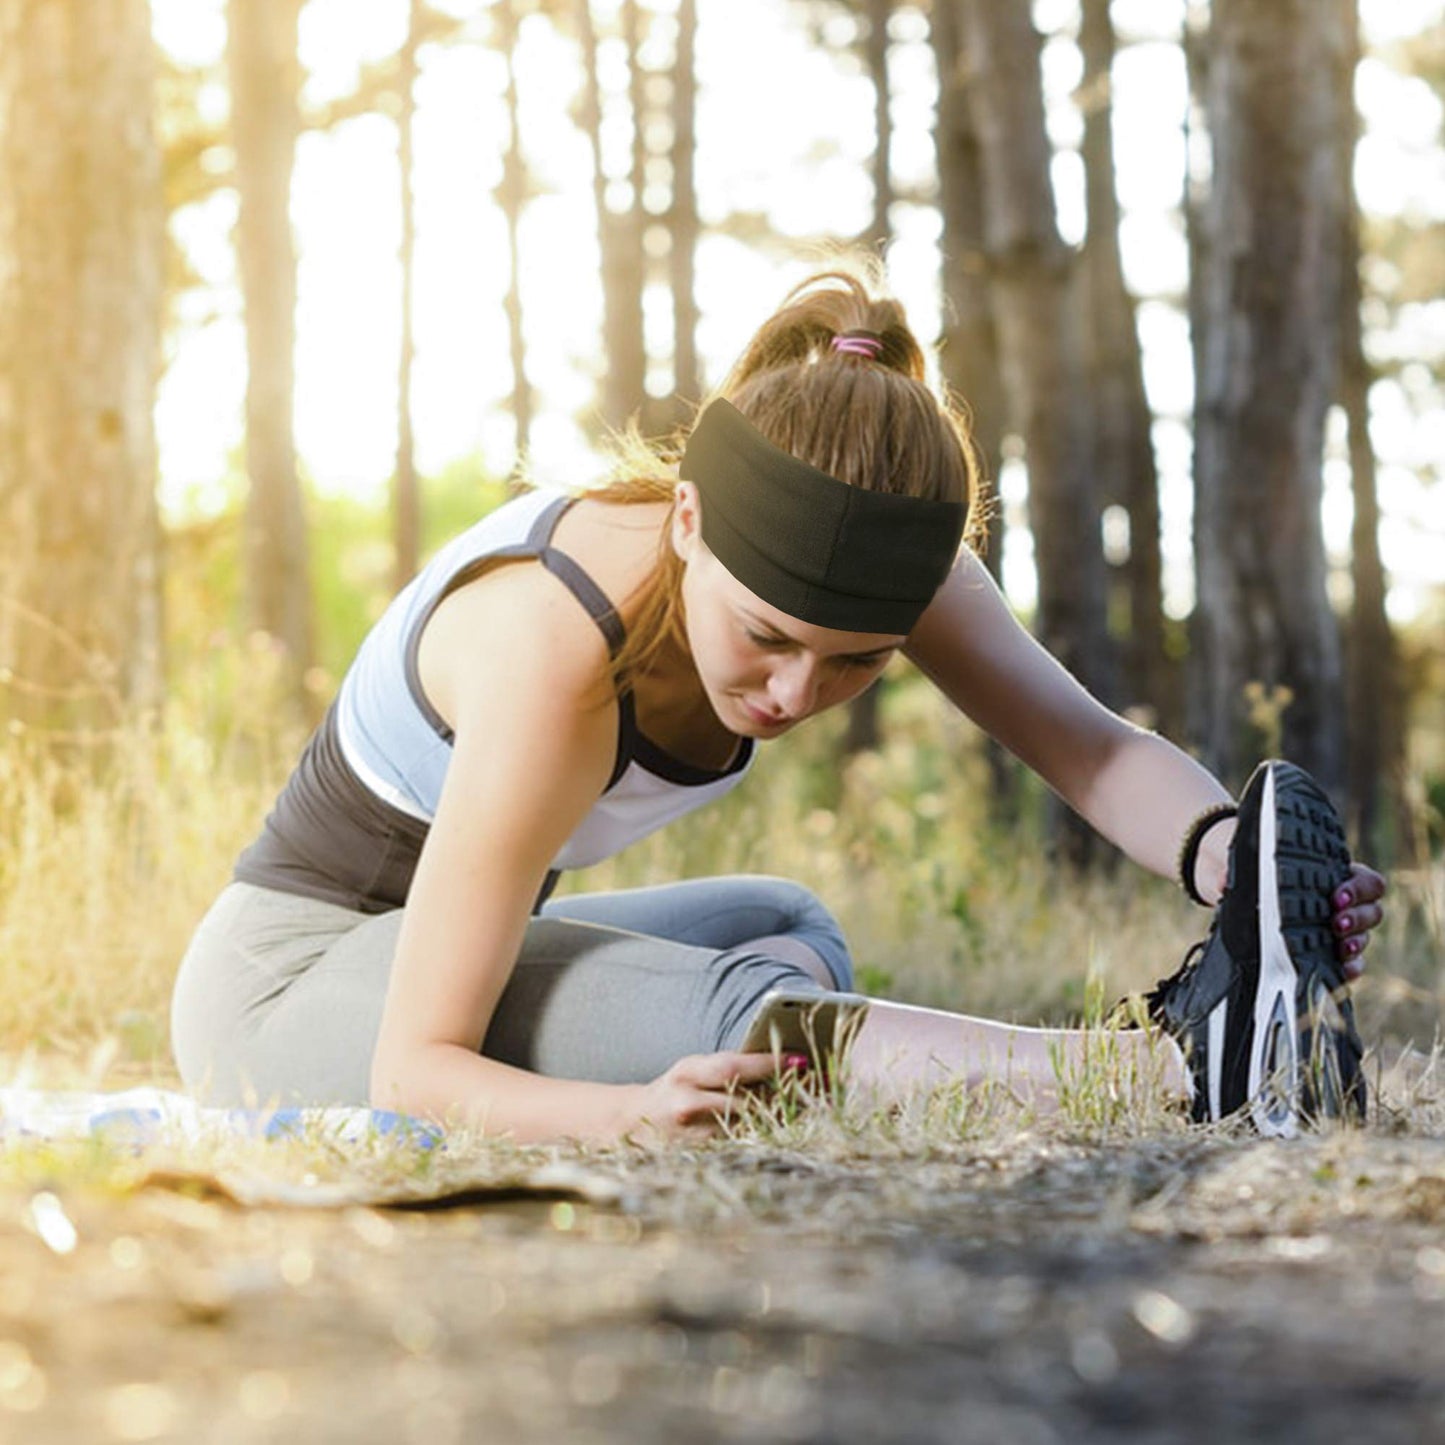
[904,553,1234,888]
[368,563,632,1138]
[905,554,1385,966]
[369,562,782,1141]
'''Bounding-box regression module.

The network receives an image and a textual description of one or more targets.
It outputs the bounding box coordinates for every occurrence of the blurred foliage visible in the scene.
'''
[164,456,511,716]
[1392,17,1445,94]
[5,470,1444,1071]
[2,620,1441,1074]
[1364,22,1445,320]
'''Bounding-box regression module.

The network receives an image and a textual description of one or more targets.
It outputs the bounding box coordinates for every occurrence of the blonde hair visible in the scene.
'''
[590,259,986,695]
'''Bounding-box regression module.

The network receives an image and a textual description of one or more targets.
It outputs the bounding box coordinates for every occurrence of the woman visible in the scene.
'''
[171,267,1385,1142]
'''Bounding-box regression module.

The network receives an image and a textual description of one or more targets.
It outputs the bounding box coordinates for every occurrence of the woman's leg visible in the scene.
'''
[841,999,1192,1109]
[481,916,828,1084]
[543,880,1186,1109]
[175,883,1184,1114]
[541,875,853,991]
[172,882,405,1107]
[172,882,832,1105]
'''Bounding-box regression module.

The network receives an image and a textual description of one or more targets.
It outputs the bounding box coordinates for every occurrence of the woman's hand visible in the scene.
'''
[615,1050,787,1143]
[1196,824,1386,985]
[1333,862,1387,981]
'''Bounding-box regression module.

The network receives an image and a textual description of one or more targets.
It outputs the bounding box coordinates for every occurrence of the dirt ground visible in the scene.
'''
[3,1120,1445,1445]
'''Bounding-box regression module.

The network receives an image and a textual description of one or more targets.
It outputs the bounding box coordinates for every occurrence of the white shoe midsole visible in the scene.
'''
[1207,999,1226,1122]
[1250,766,1299,1136]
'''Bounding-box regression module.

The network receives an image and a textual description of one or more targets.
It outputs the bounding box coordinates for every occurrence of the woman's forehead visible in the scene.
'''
[719,563,906,653]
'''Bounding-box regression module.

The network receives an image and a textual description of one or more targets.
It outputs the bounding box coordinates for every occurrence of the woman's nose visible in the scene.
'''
[768,656,821,717]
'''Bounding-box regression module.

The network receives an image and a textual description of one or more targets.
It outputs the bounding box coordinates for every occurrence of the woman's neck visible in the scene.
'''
[631,632,740,772]
[553,496,739,771]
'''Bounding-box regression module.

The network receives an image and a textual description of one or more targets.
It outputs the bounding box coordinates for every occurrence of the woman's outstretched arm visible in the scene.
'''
[904,551,1384,967]
[906,552,1232,878]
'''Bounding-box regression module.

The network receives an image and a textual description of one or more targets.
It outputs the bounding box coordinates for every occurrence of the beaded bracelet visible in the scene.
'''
[1176,804,1239,906]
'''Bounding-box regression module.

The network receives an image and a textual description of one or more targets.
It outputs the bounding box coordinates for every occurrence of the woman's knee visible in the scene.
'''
[743,876,853,988]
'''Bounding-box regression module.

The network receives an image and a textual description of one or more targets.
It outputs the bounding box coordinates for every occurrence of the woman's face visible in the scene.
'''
[670,484,906,738]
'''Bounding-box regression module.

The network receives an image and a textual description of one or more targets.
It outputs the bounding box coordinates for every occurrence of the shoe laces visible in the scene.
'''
[1144,937,1207,1022]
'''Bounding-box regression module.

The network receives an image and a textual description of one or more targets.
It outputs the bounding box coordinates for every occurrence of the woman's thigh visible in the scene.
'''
[483,916,826,1084]
[540,875,854,988]
[171,882,402,1107]
[172,884,826,1105]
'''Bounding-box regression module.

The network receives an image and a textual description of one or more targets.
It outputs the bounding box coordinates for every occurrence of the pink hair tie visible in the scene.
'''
[831,330,884,360]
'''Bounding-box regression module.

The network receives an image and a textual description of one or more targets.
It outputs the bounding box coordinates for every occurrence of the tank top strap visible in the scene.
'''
[527,497,626,659]
[395,491,645,799]
[523,496,635,790]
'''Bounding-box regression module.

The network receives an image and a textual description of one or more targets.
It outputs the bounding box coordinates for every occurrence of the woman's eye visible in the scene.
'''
[746,631,785,648]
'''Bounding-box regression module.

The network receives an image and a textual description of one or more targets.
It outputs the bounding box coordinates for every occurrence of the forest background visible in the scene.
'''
[1,0,1443,1072]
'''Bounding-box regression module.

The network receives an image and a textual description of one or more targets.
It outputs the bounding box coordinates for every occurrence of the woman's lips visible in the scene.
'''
[738,697,787,727]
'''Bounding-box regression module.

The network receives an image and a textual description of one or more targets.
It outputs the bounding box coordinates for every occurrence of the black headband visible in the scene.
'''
[678,399,966,634]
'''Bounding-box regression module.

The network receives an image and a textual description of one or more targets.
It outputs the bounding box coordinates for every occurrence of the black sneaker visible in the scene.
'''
[1148,760,1365,1135]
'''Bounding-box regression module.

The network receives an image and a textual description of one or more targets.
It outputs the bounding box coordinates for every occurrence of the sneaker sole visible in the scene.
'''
[1247,764,1357,1136]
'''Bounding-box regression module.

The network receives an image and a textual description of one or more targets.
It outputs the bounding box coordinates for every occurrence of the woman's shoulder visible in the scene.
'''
[416,557,619,738]
[411,490,667,721]
[551,493,670,601]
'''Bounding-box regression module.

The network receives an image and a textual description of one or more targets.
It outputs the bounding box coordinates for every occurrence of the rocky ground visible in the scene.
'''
[3,1118,1445,1445]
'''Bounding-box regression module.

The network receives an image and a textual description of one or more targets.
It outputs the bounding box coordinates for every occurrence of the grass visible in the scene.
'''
[0,633,305,1073]
[1,666,1442,1156]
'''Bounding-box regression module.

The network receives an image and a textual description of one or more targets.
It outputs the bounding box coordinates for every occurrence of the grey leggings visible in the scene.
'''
[170,876,853,1107]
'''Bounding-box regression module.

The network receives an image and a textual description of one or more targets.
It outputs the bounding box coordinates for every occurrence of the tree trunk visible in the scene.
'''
[843,0,895,758]
[958,0,1113,858]
[931,0,1005,513]
[228,0,313,702]
[498,0,534,475]
[1336,0,1402,853]
[669,0,701,414]
[930,0,1016,815]
[1341,297,1399,851]
[1079,0,1172,732]
[0,0,163,734]
[862,0,892,251]
[393,0,421,588]
[578,0,647,431]
[1191,0,1348,794]
[957,0,1110,699]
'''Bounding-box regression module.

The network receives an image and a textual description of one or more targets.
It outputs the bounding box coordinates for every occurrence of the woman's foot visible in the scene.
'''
[1148,760,1366,1135]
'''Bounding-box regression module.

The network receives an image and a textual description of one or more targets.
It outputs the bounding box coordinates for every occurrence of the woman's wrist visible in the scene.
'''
[605,1082,648,1142]
[1191,815,1236,906]
[1177,804,1238,905]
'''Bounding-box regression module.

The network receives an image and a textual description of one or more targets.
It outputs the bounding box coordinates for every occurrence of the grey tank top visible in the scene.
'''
[233,489,754,913]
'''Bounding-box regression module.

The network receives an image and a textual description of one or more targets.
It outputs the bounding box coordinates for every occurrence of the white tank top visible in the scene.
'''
[234,488,754,914]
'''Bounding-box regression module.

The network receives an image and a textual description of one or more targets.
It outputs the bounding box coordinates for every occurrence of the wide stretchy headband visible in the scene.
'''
[678,399,967,635]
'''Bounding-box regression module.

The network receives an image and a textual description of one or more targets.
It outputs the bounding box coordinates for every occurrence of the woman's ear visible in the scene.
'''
[670,481,703,560]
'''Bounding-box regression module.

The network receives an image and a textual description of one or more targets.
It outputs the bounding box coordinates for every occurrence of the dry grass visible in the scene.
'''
[1,669,1442,1154]
[0,638,304,1075]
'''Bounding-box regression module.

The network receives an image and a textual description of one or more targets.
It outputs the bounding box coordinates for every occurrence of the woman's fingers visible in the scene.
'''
[1332,862,1387,976]
[677,1049,790,1091]
[624,1050,818,1143]
[1341,862,1387,905]
[1332,862,1386,914]
[1335,901,1384,938]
